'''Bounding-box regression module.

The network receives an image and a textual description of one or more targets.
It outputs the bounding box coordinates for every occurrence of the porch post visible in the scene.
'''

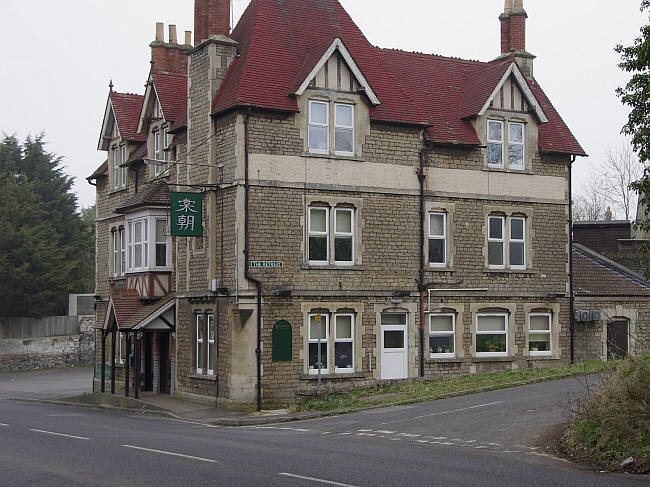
[101,330,106,393]
[111,328,116,395]
[134,332,140,399]
[125,332,131,397]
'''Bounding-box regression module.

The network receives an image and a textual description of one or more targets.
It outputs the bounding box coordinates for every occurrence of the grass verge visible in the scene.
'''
[561,354,649,473]
[293,359,616,413]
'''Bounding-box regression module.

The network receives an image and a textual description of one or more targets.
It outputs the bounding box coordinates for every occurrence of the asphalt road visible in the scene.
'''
[0,373,647,486]
[0,366,93,399]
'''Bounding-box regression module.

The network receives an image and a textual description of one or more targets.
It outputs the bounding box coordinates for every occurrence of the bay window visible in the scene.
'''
[126,210,170,273]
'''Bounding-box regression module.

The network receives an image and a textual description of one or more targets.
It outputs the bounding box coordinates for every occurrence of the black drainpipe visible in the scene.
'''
[417,149,427,378]
[568,155,576,363]
[244,108,263,411]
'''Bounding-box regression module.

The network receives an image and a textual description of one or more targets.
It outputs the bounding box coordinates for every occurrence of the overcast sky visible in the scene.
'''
[2,0,647,214]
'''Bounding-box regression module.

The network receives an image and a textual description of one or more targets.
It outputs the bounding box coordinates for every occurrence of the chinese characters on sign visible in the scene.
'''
[171,192,203,237]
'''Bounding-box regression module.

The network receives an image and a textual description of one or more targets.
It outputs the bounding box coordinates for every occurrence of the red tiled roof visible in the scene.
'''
[573,246,650,297]
[87,160,108,181]
[212,0,585,155]
[151,70,188,130]
[116,181,170,214]
[110,92,146,142]
[110,290,175,330]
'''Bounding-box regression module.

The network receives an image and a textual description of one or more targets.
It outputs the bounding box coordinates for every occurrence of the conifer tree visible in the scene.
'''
[0,135,94,317]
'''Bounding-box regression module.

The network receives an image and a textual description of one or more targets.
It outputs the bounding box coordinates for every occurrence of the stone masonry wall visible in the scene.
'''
[0,316,95,371]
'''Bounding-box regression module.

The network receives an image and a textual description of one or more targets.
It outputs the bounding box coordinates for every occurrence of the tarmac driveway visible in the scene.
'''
[0,366,93,399]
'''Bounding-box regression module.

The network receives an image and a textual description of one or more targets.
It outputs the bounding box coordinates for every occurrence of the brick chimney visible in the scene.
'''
[500,0,527,53]
[194,0,231,45]
[150,22,191,74]
[498,0,534,77]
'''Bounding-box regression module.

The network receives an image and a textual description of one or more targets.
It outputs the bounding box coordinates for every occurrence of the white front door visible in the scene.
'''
[380,313,408,380]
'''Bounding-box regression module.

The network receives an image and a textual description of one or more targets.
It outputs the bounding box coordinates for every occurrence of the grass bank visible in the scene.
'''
[293,360,616,413]
[561,354,650,473]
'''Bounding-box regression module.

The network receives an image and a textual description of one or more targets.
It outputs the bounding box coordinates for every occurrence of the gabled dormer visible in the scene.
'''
[293,38,380,159]
[98,87,146,191]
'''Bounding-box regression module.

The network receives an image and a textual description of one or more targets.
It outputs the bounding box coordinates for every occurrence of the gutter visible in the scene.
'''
[417,149,427,378]
[569,155,576,363]
[243,108,263,411]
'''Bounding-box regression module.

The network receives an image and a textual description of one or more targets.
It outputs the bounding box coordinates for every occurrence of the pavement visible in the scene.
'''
[0,373,646,487]
[0,366,93,399]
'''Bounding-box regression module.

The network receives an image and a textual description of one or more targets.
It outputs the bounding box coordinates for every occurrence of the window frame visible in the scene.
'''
[334,208,354,266]
[112,146,120,189]
[207,314,215,375]
[112,230,119,278]
[429,313,456,358]
[308,100,330,155]
[308,313,330,375]
[507,122,525,169]
[119,228,126,277]
[476,313,509,357]
[195,313,205,374]
[528,312,552,356]
[487,215,505,269]
[308,206,329,266]
[509,217,526,270]
[428,212,447,268]
[334,313,354,373]
[334,103,355,156]
[487,119,505,167]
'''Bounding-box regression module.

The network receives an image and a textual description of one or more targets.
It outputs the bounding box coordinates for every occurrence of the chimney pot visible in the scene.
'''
[169,24,178,44]
[185,31,192,45]
[504,0,513,14]
[155,22,164,42]
[513,0,523,9]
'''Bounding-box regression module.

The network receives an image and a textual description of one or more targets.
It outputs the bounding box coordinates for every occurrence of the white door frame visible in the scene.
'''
[380,314,408,380]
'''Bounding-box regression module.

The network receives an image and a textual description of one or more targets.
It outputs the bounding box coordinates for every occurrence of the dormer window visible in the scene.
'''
[308,100,355,157]
[487,120,504,167]
[112,144,126,190]
[487,119,526,170]
[152,128,171,176]
[309,100,329,154]
[334,103,354,155]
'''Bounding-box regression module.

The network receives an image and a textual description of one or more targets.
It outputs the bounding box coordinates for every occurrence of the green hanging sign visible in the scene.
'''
[171,192,203,237]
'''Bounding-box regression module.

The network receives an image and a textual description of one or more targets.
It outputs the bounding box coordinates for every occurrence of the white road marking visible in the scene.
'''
[397,433,420,437]
[379,401,504,426]
[279,473,360,487]
[374,430,396,434]
[256,426,311,432]
[357,429,372,432]
[0,423,9,427]
[30,429,89,440]
[337,432,352,435]
[122,445,218,463]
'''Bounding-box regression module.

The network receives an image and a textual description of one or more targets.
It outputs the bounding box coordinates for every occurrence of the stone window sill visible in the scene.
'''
[302,152,364,162]
[482,166,534,175]
[301,264,364,271]
[427,267,455,273]
[471,356,515,363]
[484,268,535,275]
[188,373,217,382]
[108,187,128,195]
[524,355,559,361]
[426,358,464,363]
[301,373,366,380]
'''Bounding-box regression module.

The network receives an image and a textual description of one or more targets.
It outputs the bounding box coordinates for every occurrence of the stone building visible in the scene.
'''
[89,0,586,407]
